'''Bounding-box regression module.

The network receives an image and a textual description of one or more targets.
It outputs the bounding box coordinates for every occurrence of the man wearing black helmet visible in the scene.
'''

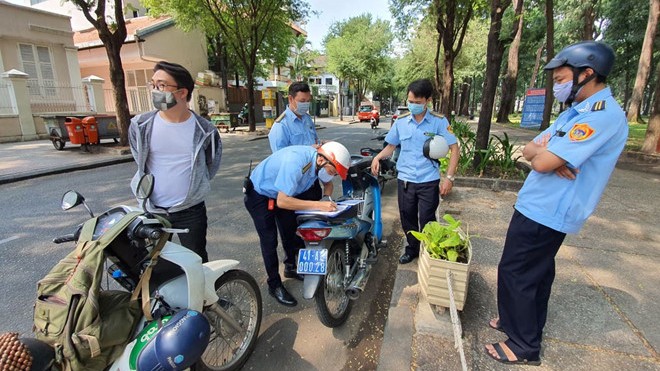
[485,41,628,365]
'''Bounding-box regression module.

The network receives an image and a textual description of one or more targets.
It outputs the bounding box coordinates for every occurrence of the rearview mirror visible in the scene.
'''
[136,174,154,200]
[61,191,84,210]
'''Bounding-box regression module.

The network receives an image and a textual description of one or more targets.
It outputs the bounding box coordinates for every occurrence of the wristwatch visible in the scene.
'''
[446,175,455,182]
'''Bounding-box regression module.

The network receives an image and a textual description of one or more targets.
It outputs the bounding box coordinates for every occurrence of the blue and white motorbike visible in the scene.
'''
[295,155,386,327]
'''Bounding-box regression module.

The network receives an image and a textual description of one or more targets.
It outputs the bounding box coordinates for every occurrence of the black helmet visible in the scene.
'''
[544,41,615,77]
[423,135,449,160]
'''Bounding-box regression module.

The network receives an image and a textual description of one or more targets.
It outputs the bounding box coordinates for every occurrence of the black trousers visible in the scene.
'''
[244,188,316,290]
[497,209,566,360]
[397,179,440,256]
[153,202,208,262]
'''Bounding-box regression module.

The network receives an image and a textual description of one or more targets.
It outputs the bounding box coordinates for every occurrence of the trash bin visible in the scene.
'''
[65,117,85,144]
[82,116,99,144]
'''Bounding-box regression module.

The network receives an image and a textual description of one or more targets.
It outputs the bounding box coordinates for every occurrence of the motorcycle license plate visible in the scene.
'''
[297,248,328,275]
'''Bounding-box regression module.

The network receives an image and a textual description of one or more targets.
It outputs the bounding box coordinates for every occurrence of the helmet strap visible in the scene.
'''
[565,68,596,106]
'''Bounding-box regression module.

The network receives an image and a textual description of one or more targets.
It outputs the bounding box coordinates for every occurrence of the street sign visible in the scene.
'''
[520,88,545,129]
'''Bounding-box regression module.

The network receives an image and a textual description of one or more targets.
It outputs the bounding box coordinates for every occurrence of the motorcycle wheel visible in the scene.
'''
[194,270,262,371]
[315,241,352,327]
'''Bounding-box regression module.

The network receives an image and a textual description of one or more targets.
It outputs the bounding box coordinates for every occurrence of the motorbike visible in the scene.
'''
[295,154,386,327]
[20,174,262,371]
[369,117,378,129]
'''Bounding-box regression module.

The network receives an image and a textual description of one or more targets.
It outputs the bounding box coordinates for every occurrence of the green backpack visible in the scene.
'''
[33,212,144,370]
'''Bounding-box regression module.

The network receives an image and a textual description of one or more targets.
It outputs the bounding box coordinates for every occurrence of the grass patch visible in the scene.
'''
[500,113,648,151]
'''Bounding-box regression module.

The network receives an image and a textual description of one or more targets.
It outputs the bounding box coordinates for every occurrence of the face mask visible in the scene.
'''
[152,90,178,111]
[295,101,310,115]
[408,102,426,115]
[552,81,573,103]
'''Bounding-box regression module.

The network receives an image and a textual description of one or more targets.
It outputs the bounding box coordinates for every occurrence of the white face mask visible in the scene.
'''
[295,101,310,115]
[552,80,573,103]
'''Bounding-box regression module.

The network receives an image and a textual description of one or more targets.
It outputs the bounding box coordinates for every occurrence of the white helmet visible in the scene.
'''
[423,135,449,160]
[318,141,351,180]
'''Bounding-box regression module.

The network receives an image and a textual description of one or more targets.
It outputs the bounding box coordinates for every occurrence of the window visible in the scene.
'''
[126,69,150,87]
[19,43,55,96]
[325,77,333,85]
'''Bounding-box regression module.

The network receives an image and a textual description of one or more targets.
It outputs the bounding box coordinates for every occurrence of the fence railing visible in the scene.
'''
[0,80,17,115]
[104,87,151,114]
[26,82,90,114]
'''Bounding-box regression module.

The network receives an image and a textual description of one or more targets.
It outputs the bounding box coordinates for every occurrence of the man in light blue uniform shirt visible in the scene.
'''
[371,79,459,265]
[485,41,628,366]
[244,143,350,307]
[269,81,332,200]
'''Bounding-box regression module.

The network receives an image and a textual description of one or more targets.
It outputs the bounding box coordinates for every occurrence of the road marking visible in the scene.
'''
[0,236,19,245]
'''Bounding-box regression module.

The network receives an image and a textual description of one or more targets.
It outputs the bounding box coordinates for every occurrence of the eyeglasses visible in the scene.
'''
[148,82,179,91]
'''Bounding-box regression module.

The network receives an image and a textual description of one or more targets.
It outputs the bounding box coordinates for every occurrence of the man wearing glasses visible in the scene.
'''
[129,61,222,263]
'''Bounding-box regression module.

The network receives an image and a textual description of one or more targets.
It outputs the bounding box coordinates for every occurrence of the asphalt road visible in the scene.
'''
[0,119,404,370]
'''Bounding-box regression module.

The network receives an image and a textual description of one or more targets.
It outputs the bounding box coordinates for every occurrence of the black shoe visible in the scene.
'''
[283,268,304,281]
[399,253,418,264]
[268,285,297,307]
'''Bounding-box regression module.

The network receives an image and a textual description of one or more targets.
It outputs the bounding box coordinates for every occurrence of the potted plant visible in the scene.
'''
[409,214,472,310]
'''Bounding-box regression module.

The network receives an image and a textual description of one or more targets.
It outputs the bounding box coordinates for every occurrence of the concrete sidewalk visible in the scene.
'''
[379,123,660,370]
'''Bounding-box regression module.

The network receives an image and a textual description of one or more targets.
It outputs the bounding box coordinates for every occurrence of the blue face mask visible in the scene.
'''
[552,81,573,103]
[408,102,427,115]
[295,101,310,115]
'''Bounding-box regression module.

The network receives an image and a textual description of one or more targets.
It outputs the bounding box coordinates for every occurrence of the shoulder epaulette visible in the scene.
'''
[302,161,312,174]
[591,100,606,111]
[274,112,286,122]
[397,112,411,120]
[429,110,445,118]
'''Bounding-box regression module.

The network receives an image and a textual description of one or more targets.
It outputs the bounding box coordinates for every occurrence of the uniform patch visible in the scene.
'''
[447,125,453,134]
[429,110,445,118]
[397,112,411,120]
[302,161,312,174]
[568,123,595,142]
[274,112,286,122]
[591,100,606,111]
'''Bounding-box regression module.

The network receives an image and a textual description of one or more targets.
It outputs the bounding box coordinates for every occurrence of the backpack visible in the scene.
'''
[32,212,145,370]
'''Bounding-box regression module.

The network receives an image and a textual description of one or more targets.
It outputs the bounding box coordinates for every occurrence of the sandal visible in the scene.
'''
[484,342,541,366]
[488,318,505,333]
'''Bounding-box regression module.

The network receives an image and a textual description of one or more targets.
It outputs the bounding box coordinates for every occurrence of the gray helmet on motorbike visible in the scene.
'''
[423,135,449,160]
[544,41,615,77]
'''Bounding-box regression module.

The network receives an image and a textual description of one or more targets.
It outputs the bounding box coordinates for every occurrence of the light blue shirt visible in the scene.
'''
[515,87,628,234]
[268,107,318,153]
[385,110,457,183]
[250,146,319,199]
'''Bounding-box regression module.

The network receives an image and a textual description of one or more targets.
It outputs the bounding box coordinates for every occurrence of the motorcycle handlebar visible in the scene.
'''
[53,234,76,244]
[134,225,162,240]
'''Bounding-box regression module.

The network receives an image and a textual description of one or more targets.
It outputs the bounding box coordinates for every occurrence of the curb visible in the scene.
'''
[0,156,134,185]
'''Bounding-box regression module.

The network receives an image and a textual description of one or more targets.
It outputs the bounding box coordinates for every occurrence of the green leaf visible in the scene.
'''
[446,249,459,262]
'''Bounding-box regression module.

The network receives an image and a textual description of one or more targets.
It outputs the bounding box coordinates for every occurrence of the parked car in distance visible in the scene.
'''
[357,103,380,123]
[391,106,409,125]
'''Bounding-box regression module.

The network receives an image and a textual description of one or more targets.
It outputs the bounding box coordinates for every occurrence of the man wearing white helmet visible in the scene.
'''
[485,41,628,366]
[244,142,351,306]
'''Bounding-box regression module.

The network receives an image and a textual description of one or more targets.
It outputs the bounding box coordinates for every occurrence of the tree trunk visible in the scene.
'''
[641,61,660,154]
[529,44,544,87]
[441,56,454,115]
[339,78,344,121]
[582,0,596,40]
[474,0,512,168]
[496,0,524,123]
[434,23,443,107]
[541,0,555,131]
[106,43,131,146]
[246,68,256,132]
[627,0,659,124]
[460,79,471,116]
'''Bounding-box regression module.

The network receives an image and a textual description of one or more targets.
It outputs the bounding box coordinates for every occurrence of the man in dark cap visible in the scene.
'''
[485,41,628,365]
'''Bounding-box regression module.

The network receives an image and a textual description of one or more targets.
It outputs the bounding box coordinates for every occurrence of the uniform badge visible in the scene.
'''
[568,123,595,142]
[302,161,312,174]
[591,100,606,111]
[447,125,453,134]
